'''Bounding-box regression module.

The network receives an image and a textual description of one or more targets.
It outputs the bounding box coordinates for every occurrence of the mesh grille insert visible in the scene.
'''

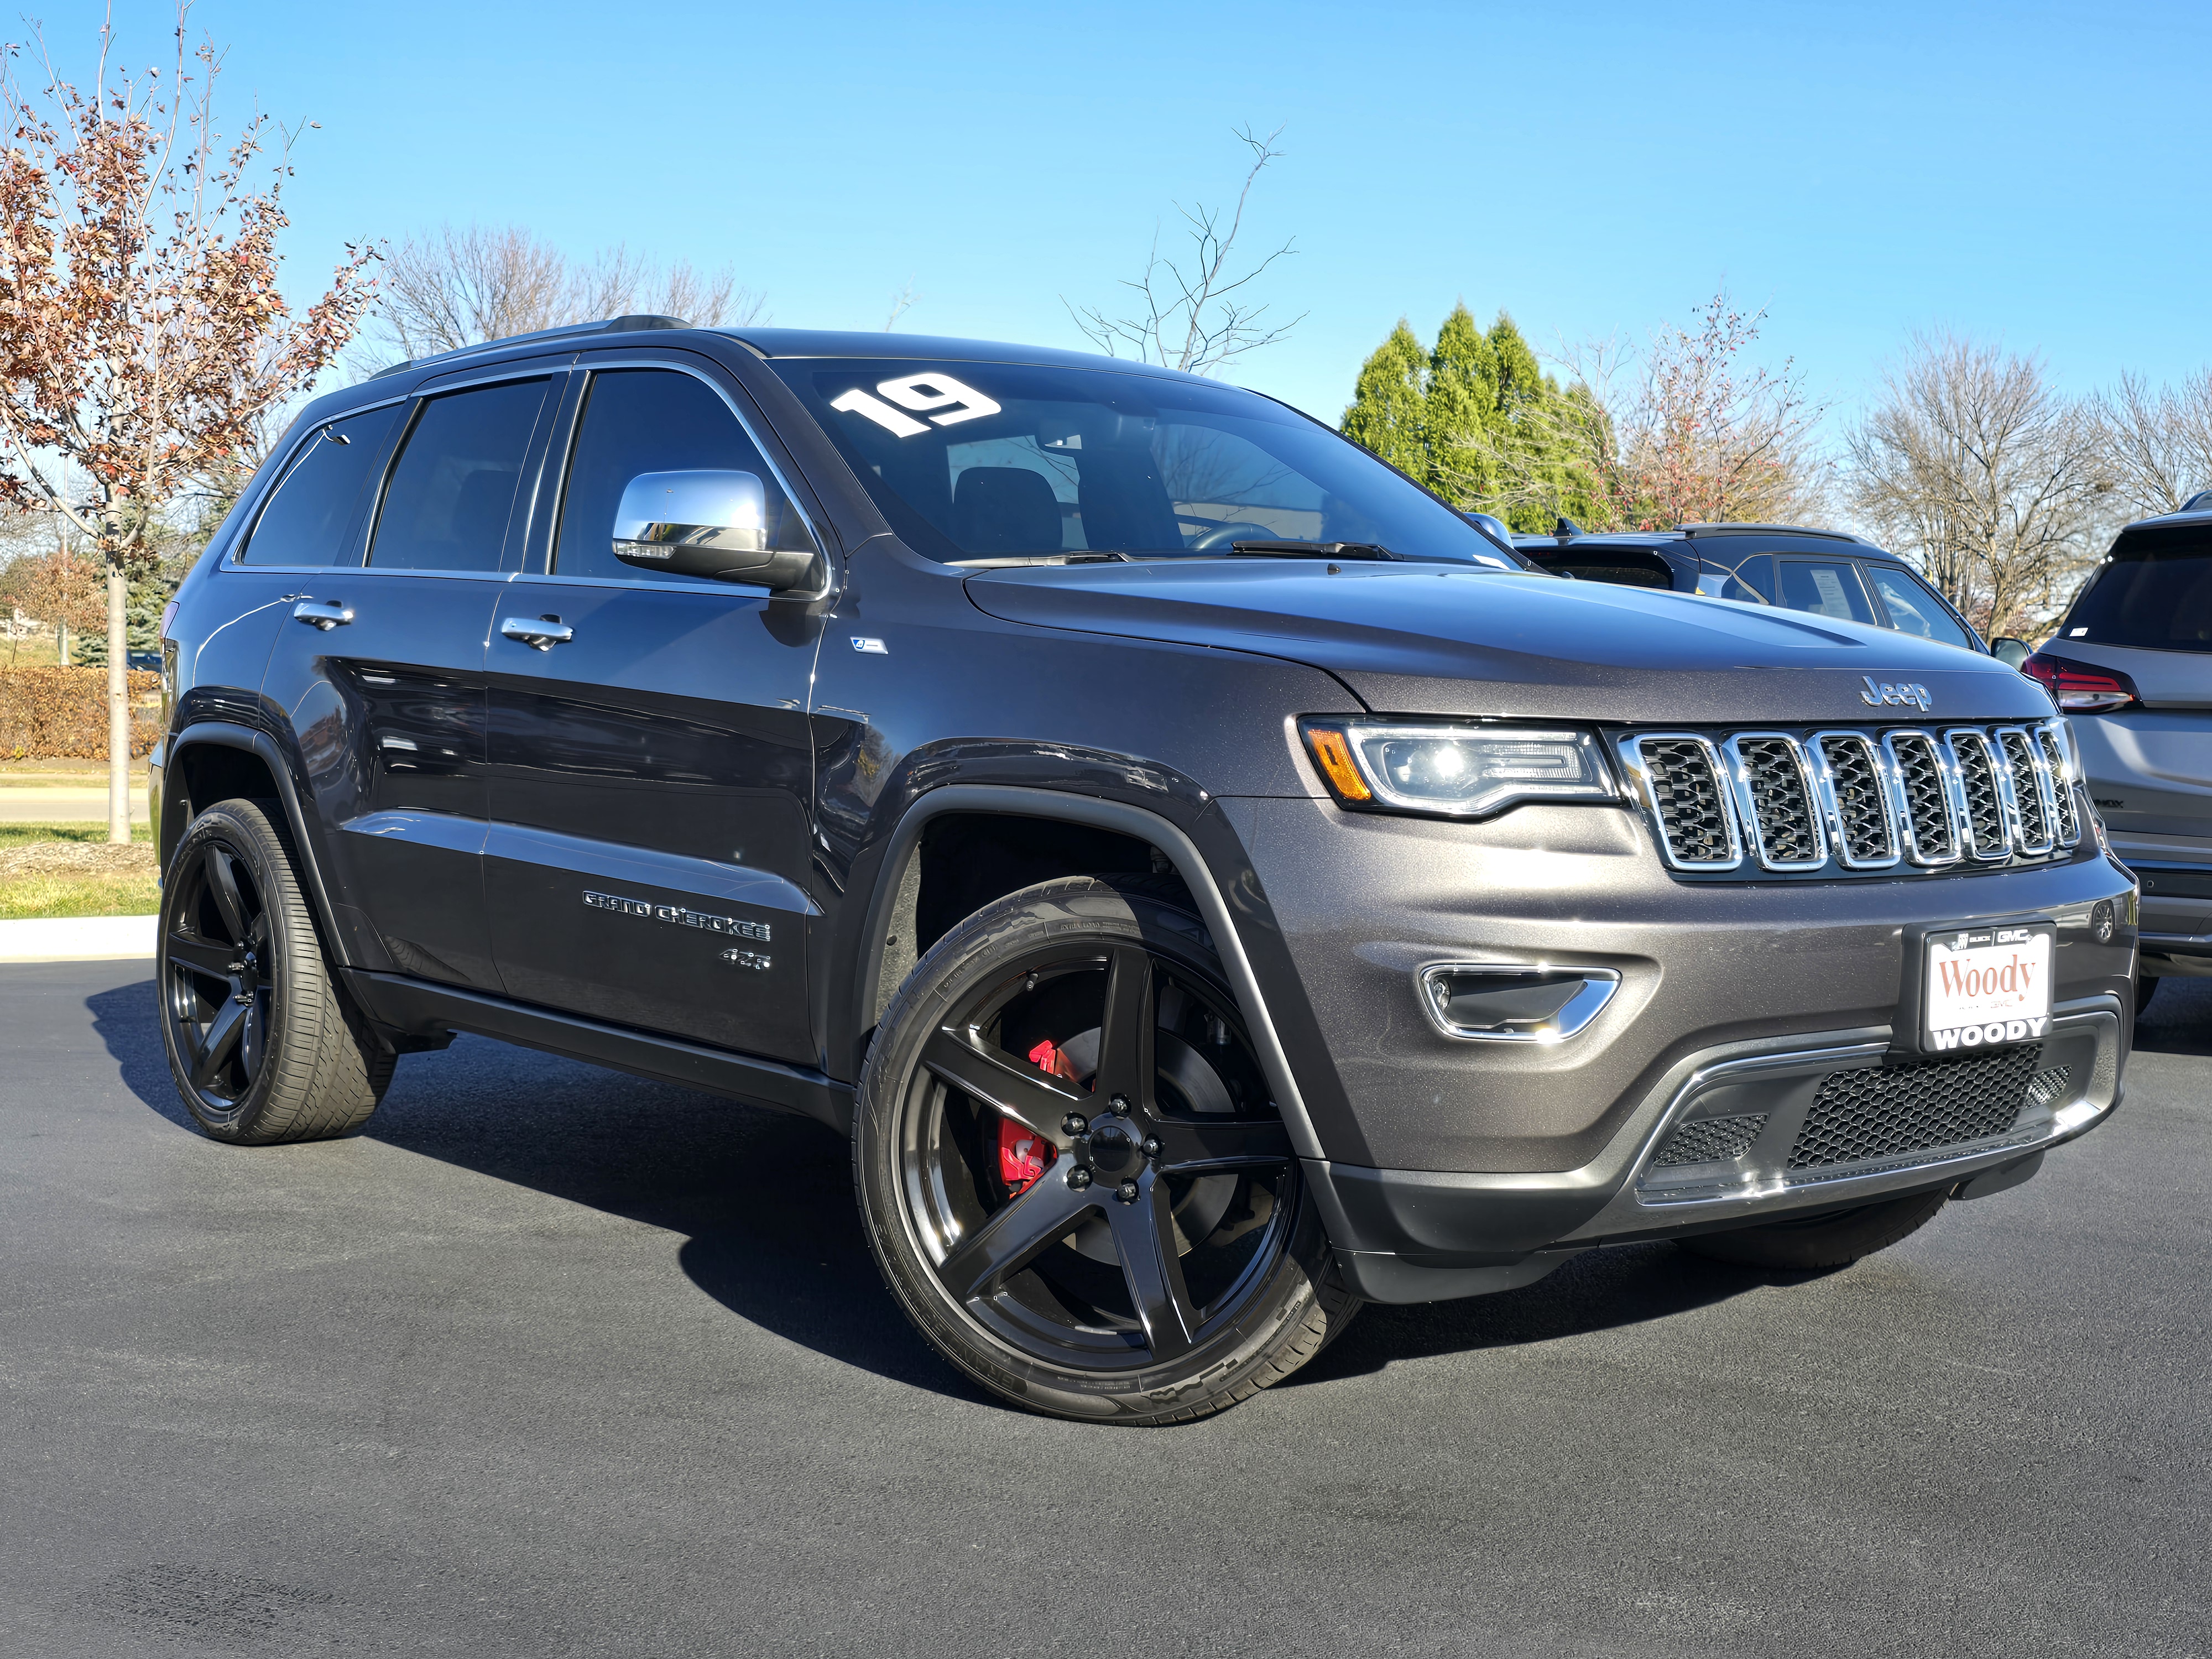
[2026,1065,2072,1109]
[1949,733,2007,857]
[1819,734,1895,863]
[1787,1046,2040,1170]
[1641,739,1735,865]
[2036,728,2080,846]
[1888,733,1955,862]
[1999,729,2052,851]
[1738,738,1820,865]
[1653,1113,1771,1167]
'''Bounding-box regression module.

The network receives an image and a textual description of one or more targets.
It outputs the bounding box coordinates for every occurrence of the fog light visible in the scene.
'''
[1417,963,1621,1043]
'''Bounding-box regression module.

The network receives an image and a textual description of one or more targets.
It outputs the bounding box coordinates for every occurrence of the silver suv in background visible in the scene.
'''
[2026,498,2212,1006]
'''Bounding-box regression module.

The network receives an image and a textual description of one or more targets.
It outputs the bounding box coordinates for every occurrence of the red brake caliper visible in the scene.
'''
[999,1039,1077,1194]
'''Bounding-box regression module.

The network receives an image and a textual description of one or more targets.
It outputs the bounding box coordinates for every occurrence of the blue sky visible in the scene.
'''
[69,0,2212,431]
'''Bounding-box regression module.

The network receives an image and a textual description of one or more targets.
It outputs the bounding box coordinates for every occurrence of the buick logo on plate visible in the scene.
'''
[1860,675,1932,712]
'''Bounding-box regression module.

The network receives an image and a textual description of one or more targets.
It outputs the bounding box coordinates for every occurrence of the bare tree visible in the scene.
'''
[1848,333,2106,638]
[1527,291,1828,530]
[1066,124,1303,375]
[2092,368,2212,518]
[367,223,766,364]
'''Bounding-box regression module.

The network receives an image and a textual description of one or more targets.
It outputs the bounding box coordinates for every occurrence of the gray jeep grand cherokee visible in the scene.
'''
[151,321,2134,1422]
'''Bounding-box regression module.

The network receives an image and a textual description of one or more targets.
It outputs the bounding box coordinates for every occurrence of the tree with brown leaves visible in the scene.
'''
[0,9,376,839]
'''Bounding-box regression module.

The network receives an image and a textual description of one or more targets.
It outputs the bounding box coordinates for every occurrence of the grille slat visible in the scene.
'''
[1946,730,2010,859]
[1885,732,1960,864]
[1635,737,1739,868]
[1815,732,1898,867]
[1997,728,2055,854]
[1788,1046,2041,1170]
[2036,727,2082,847]
[1730,735,1824,869]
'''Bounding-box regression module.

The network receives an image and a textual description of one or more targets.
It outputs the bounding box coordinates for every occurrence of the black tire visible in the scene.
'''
[853,873,1357,1424]
[2136,974,2159,1016]
[156,798,395,1144]
[1676,1187,1949,1271]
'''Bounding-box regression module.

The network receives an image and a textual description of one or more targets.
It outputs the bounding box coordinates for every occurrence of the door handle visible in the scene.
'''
[291,599,353,630]
[500,616,574,650]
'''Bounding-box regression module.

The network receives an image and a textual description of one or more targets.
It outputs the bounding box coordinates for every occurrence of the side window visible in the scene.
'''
[239,404,403,565]
[1865,564,1975,650]
[1775,557,1876,624]
[1695,553,1772,604]
[368,378,551,572]
[554,369,816,582]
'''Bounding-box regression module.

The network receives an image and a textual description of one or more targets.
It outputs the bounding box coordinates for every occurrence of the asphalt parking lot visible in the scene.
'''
[3,961,2206,1658]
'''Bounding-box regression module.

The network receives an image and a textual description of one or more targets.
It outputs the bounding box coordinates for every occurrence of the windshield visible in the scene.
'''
[771,358,1507,566]
[2062,525,2212,652]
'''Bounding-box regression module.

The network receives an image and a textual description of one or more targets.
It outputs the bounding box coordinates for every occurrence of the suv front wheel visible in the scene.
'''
[854,874,1355,1423]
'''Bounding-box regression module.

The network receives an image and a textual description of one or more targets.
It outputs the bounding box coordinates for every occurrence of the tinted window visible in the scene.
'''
[773,358,1504,566]
[1776,558,1876,624]
[1865,564,1974,650]
[1695,552,1771,604]
[241,404,403,565]
[368,378,550,571]
[2063,525,2212,652]
[554,369,815,582]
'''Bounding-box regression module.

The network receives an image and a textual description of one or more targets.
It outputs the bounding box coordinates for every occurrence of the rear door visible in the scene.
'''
[258,365,564,989]
[481,355,827,1062]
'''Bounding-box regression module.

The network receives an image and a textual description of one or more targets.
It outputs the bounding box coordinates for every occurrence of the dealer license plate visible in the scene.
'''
[1923,924,2054,1052]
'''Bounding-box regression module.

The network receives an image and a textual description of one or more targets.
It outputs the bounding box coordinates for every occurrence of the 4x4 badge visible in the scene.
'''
[1860,676,1932,712]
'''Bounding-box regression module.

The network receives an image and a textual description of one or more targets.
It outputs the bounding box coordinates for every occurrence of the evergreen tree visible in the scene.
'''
[1423,303,1501,503]
[1339,321,1430,482]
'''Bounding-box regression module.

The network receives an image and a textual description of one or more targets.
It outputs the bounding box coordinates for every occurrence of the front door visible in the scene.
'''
[482,361,826,1062]
[258,369,561,990]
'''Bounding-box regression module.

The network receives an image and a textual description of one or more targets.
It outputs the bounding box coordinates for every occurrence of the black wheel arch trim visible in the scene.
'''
[163,719,351,970]
[844,784,1328,1164]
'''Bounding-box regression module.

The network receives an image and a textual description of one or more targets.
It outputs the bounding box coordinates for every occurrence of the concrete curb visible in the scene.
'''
[0,914,156,963]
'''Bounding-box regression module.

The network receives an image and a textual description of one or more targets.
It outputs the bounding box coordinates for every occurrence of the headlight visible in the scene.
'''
[1301,719,1616,818]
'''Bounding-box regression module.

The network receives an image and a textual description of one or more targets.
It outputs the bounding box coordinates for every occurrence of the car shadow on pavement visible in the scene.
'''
[1287,1243,1809,1387]
[2132,972,2212,1057]
[86,981,1804,1406]
[82,985,988,1407]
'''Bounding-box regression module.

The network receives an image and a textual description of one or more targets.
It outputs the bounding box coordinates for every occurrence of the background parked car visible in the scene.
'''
[2024,496,2212,1010]
[1507,522,2014,658]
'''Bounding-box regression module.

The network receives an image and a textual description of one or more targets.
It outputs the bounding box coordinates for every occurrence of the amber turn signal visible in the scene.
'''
[1303,724,1373,802]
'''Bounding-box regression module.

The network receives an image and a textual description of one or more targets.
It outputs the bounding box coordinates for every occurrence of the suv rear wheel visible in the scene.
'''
[157,799,394,1144]
[854,874,1355,1423]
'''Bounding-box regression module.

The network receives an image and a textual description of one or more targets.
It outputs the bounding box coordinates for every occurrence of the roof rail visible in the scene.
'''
[371,314,690,380]
[1676,522,1868,544]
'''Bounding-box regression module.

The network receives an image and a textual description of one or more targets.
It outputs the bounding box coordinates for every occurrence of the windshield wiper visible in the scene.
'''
[1227,539,1399,561]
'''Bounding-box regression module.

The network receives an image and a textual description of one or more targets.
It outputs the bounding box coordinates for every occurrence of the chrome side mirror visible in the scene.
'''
[612,470,819,592]
[1990,636,2031,669]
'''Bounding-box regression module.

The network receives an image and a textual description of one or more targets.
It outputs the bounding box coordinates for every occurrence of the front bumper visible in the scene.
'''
[1306,997,2124,1302]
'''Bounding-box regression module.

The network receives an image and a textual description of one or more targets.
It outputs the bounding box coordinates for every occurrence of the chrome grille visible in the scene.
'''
[1998,727,2054,855]
[1814,732,1898,867]
[1627,720,2077,879]
[1884,732,1960,865]
[1728,735,1825,869]
[1946,729,2008,859]
[2038,727,2081,846]
[1634,737,1739,868]
[1787,1046,2041,1170]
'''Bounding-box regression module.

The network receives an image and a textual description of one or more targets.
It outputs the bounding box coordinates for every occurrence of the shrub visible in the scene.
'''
[0,666,161,760]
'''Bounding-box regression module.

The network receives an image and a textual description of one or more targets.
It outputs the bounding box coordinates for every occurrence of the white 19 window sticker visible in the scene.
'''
[831,373,1001,437]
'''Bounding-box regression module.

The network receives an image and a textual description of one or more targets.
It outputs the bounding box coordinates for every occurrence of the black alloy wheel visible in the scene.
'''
[855,875,1354,1423]
[158,799,393,1144]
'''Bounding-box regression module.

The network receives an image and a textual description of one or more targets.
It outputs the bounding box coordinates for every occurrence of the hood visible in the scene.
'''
[966,561,2056,724]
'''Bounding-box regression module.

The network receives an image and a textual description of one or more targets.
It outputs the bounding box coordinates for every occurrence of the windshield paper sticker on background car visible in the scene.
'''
[1925,926,2051,1050]
[830,374,1001,437]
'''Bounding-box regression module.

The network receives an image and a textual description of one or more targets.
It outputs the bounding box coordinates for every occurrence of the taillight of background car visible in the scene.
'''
[2021,651,2141,712]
